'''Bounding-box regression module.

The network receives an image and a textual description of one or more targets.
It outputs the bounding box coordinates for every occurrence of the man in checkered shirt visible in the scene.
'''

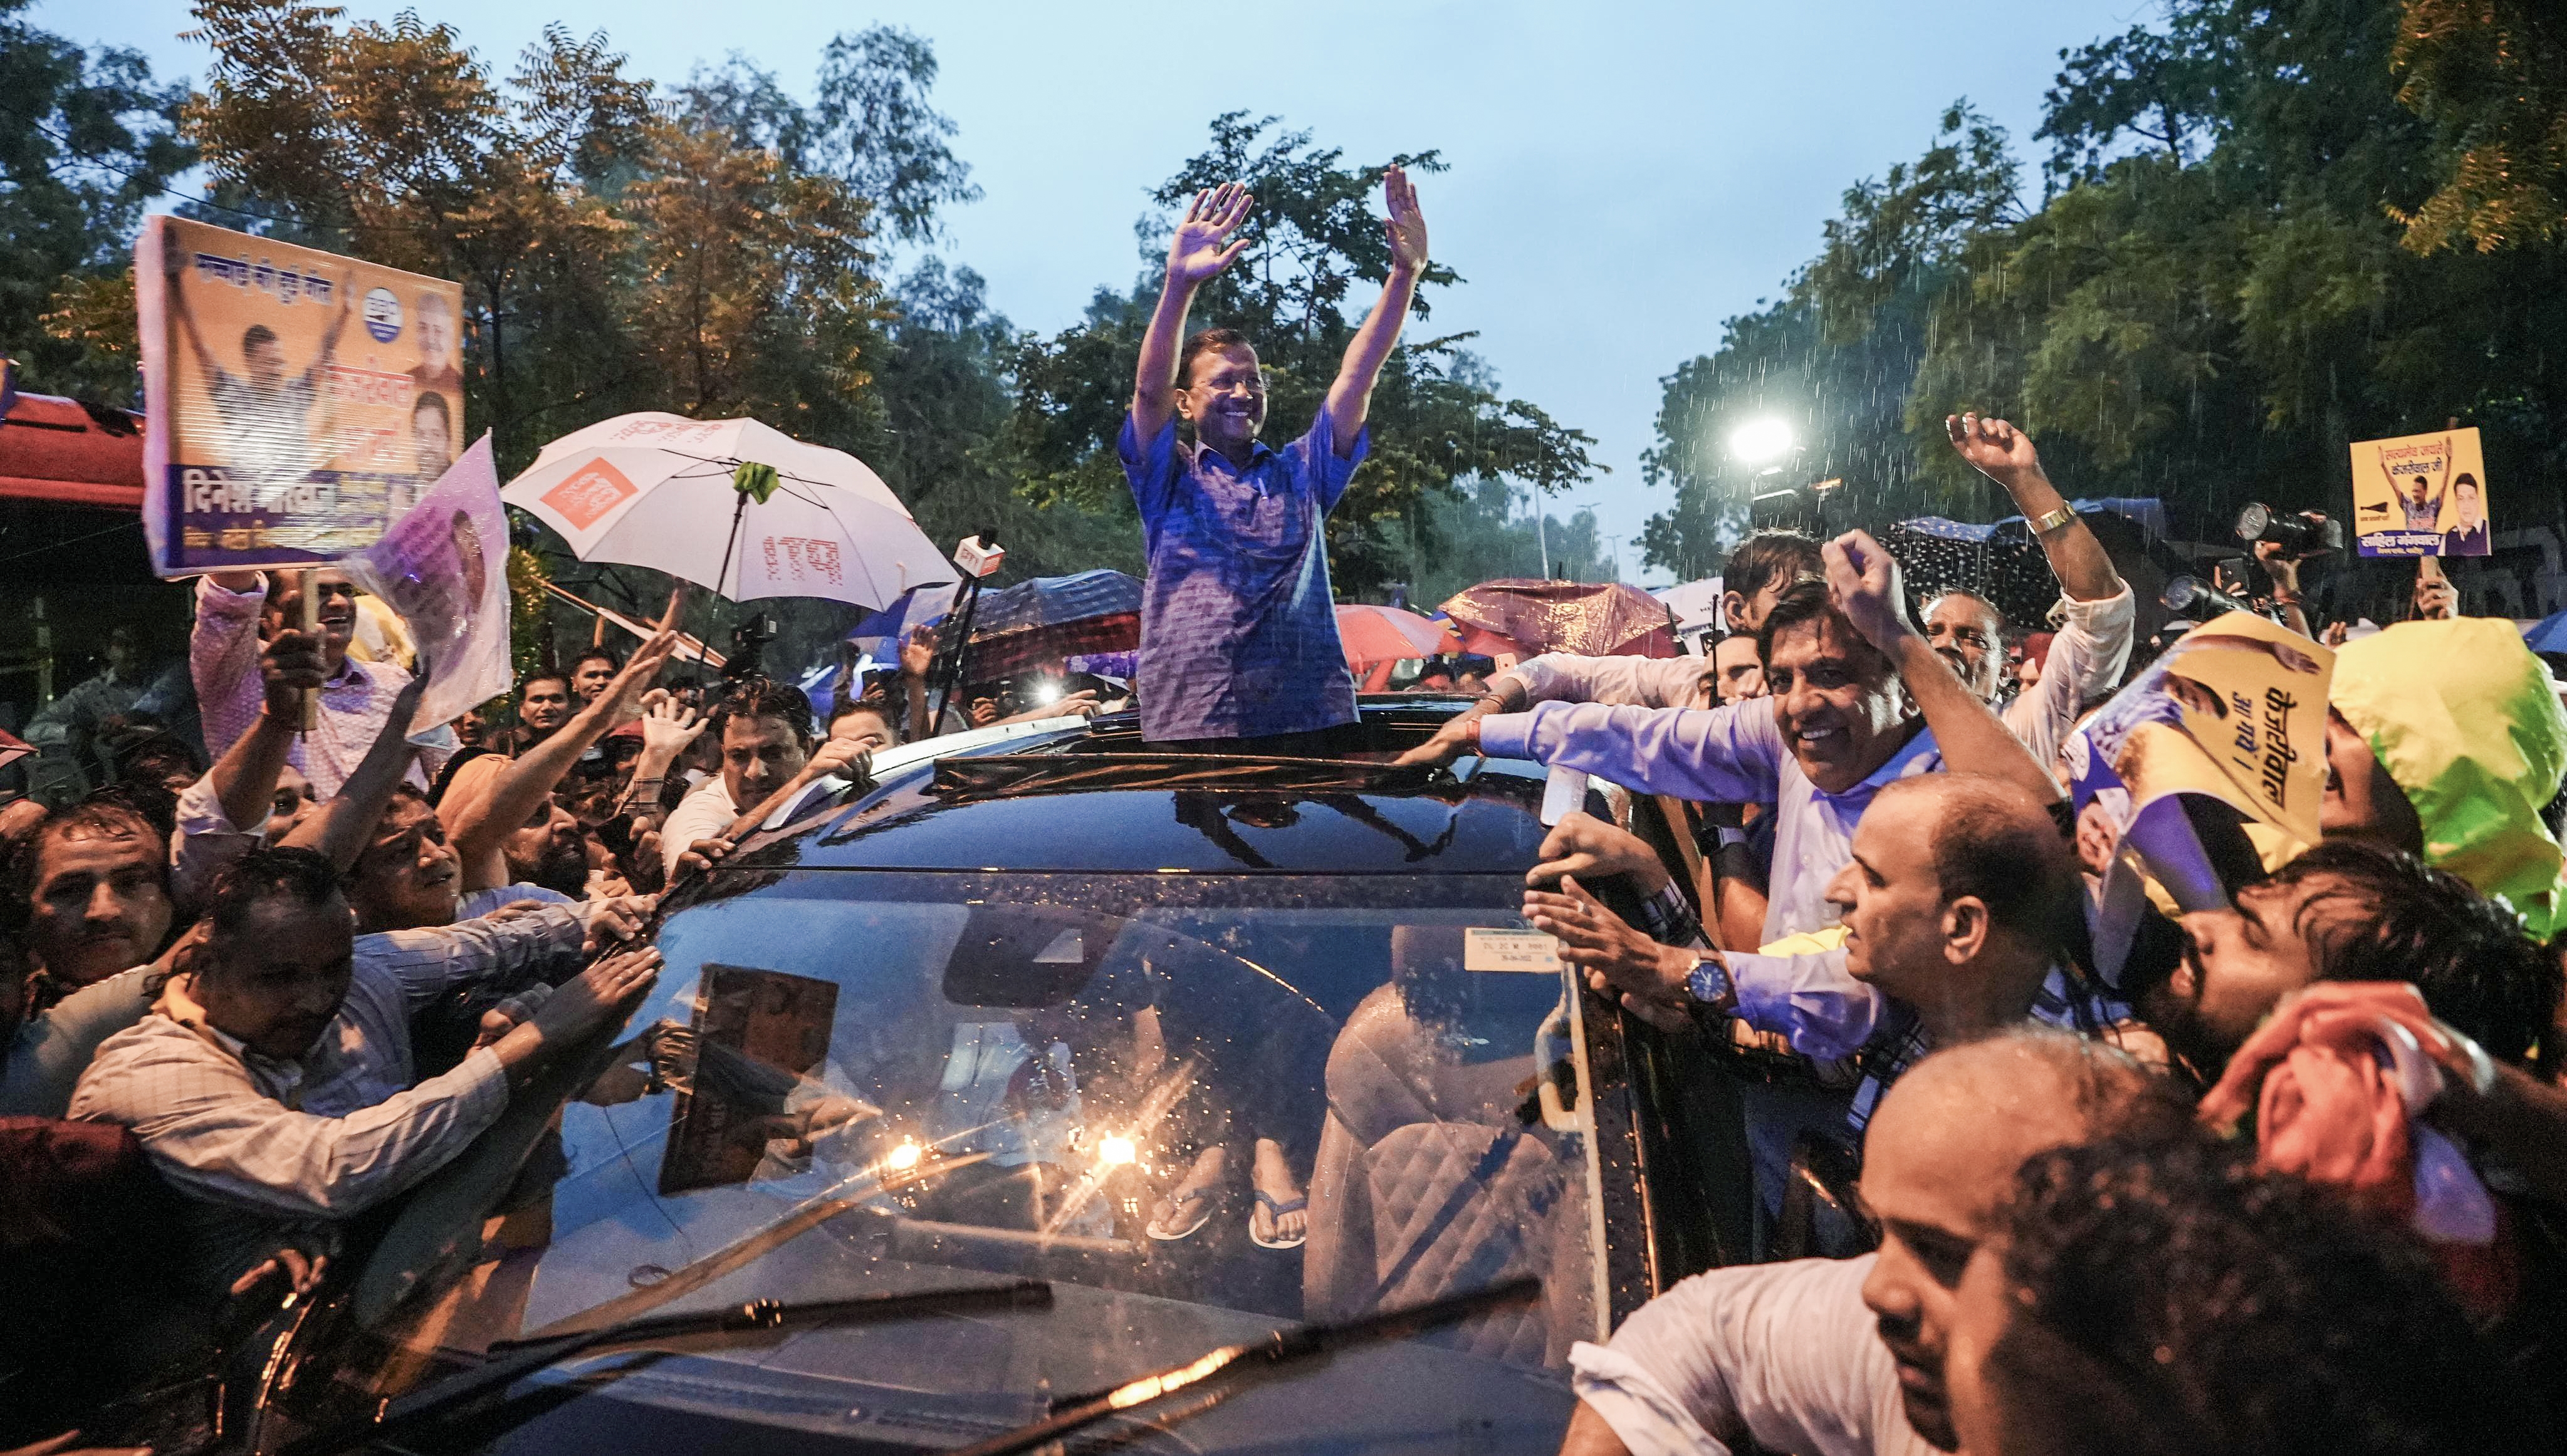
[70,847,659,1296]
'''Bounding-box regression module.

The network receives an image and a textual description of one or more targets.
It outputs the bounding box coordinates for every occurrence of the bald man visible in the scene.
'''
[1535,772,2088,1142]
[1559,1030,2183,1456]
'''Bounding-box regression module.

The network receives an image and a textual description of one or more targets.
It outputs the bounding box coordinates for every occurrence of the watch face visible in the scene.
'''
[1687,959,1730,1006]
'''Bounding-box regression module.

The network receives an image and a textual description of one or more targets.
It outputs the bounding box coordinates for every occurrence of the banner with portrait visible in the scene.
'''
[136,215,466,576]
[2060,611,2336,985]
[340,435,511,739]
[2349,427,2489,558]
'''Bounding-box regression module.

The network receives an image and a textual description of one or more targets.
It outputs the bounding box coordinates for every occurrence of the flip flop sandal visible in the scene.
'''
[1249,1191,1308,1250]
[1146,1187,1216,1242]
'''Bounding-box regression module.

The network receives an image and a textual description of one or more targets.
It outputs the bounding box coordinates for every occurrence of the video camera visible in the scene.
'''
[2160,574,2255,619]
[2234,503,2343,558]
[724,611,779,681]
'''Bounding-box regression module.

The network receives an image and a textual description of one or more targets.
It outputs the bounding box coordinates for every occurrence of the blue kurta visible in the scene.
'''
[1119,407,1365,741]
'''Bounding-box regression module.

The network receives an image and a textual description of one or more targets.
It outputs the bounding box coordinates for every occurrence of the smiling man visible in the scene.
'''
[1557,1031,2181,1456]
[193,567,446,799]
[70,846,659,1294]
[1121,170,1428,751]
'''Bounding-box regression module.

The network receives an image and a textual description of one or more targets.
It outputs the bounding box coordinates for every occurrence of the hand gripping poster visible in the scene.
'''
[137,215,466,576]
[2060,612,2335,985]
[2350,427,2489,558]
[340,436,513,739]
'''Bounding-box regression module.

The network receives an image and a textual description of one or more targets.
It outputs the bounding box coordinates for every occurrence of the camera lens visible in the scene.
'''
[2235,503,2272,541]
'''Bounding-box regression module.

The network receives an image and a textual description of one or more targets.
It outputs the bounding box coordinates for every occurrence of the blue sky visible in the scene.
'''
[60,0,2156,582]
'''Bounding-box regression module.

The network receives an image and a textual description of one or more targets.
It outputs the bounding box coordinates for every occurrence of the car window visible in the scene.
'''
[340,870,1602,1453]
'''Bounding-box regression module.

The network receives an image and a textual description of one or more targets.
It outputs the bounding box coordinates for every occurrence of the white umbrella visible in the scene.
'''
[500,412,953,608]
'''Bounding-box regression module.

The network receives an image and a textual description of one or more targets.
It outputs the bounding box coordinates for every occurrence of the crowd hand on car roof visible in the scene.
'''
[577,892,658,952]
[1526,811,1671,897]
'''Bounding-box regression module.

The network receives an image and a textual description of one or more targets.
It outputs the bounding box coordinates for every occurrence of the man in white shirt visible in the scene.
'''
[70,846,659,1293]
[1558,1029,2180,1456]
[662,677,865,878]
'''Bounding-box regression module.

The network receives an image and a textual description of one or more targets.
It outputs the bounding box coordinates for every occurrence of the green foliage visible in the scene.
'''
[0,0,192,403]
[2390,0,2567,254]
[1644,0,2567,578]
[1010,113,1601,599]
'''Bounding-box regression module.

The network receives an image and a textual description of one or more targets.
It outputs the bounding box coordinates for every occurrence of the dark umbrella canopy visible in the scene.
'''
[973,569,1142,637]
[1440,580,1676,658]
[966,569,1143,681]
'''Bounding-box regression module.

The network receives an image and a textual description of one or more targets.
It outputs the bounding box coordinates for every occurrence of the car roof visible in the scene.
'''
[728,698,1559,875]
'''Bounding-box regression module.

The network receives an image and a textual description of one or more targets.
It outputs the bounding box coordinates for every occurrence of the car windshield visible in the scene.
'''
[330,868,1602,1453]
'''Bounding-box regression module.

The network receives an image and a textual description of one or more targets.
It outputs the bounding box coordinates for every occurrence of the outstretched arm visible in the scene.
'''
[1324,166,1428,459]
[162,245,223,382]
[280,669,426,871]
[1826,529,2062,804]
[1131,182,1255,444]
[306,268,355,380]
[1945,413,2119,603]
[451,627,678,891]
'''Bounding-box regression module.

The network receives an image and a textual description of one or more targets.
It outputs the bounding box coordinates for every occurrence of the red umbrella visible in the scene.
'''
[1336,603,1448,665]
[1441,580,1678,658]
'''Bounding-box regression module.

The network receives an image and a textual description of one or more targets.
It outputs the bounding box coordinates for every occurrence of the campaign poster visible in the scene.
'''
[340,435,511,740]
[2350,427,2489,558]
[136,215,466,577]
[2061,611,2335,984]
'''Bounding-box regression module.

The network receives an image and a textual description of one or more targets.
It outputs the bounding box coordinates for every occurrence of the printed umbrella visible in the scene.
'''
[1441,580,1676,658]
[1336,603,1449,665]
[965,569,1142,681]
[501,413,951,609]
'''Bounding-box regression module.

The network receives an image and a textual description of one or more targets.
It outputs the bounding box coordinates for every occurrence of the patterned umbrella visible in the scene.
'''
[1336,603,1449,665]
[1440,580,1676,658]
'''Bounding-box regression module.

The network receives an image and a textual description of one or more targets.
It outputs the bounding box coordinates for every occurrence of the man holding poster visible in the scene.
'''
[2349,427,2488,558]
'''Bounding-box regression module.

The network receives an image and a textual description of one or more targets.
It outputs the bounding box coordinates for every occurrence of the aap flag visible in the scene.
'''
[340,435,511,739]
[137,215,466,577]
[2350,427,2490,558]
[2061,611,2335,987]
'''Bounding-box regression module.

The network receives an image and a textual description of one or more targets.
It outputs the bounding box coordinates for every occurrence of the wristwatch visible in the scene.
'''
[1685,953,1733,1010]
[2029,505,2078,536]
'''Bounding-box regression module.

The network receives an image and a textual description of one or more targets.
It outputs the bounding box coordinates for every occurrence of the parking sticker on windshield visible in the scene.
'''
[1465,928,1563,973]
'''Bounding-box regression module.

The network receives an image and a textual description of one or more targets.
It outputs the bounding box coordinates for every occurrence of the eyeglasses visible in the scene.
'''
[1189,376,1265,398]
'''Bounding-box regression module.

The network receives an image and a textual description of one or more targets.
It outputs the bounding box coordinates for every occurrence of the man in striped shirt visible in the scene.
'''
[70,847,657,1294]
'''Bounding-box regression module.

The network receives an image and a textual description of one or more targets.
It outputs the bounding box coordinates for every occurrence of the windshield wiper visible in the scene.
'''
[946,1276,1539,1456]
[278,1279,1052,1456]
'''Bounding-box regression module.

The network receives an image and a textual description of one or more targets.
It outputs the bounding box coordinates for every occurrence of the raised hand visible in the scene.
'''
[1822,528,1917,653]
[259,628,331,720]
[1166,181,1255,286]
[1944,412,2044,491]
[598,628,681,724]
[1383,165,1428,274]
[635,690,706,756]
[898,622,937,679]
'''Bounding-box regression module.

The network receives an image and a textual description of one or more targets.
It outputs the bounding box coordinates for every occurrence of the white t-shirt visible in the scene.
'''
[660,774,740,876]
[1569,1254,1934,1456]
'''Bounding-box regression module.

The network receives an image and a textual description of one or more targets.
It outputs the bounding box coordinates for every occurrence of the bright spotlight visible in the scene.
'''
[883,1141,923,1172]
[1729,419,1794,465]
[1097,1135,1137,1167]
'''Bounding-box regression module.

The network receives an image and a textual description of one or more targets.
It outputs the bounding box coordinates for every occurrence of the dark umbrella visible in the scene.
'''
[965,569,1143,681]
[1440,580,1676,658]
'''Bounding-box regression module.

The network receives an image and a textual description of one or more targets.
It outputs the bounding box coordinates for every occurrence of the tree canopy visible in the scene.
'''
[1642,0,2567,580]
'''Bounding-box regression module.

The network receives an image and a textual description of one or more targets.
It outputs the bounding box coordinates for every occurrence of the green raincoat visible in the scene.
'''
[2330,618,2567,941]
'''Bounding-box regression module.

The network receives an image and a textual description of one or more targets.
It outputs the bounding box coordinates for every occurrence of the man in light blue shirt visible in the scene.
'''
[1118,170,1430,749]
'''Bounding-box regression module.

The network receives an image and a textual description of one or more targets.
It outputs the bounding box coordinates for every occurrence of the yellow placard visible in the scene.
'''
[2349,427,2489,558]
